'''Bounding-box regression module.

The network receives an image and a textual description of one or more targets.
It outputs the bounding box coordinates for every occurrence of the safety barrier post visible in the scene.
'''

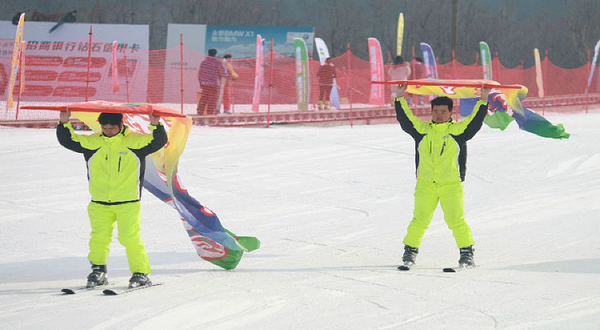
[266,38,274,128]
[493,51,500,82]
[542,50,549,116]
[85,26,93,101]
[347,43,353,128]
[180,34,184,114]
[451,50,457,79]
[123,46,130,102]
[586,49,591,114]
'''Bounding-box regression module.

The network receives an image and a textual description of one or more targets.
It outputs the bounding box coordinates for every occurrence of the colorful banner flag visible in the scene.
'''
[398,78,572,139]
[534,48,544,97]
[294,37,310,110]
[419,42,438,79]
[111,41,120,93]
[368,37,385,106]
[586,40,600,93]
[7,13,25,110]
[314,37,340,109]
[479,41,493,80]
[396,13,404,56]
[251,35,264,112]
[72,109,260,270]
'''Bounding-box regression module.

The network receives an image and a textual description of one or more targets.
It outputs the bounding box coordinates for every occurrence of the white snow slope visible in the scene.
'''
[1,112,599,330]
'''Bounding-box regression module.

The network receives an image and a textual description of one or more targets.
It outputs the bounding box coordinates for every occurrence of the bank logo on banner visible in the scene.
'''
[0,21,149,103]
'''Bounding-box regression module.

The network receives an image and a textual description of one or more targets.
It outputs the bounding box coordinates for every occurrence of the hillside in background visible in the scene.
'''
[1,0,598,68]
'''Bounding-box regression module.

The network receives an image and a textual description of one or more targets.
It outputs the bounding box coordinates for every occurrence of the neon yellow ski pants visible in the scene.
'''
[87,201,151,274]
[402,180,475,248]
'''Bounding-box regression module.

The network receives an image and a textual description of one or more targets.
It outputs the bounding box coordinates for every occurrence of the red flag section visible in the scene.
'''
[21,101,187,118]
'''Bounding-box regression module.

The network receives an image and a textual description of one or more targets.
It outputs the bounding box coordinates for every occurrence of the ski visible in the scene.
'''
[397,261,414,271]
[61,283,111,295]
[103,282,162,296]
[443,265,476,273]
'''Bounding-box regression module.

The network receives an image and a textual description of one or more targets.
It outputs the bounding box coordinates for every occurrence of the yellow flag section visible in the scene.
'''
[396,13,404,56]
[7,13,25,110]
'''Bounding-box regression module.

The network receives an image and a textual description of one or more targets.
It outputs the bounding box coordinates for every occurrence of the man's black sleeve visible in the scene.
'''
[56,122,87,153]
[462,102,488,141]
[395,98,421,139]
[131,124,168,157]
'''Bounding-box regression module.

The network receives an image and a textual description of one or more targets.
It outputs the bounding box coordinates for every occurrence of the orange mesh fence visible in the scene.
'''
[1,36,599,122]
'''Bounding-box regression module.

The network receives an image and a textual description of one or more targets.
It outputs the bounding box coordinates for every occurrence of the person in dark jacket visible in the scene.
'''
[56,110,167,288]
[197,48,224,115]
[394,83,490,269]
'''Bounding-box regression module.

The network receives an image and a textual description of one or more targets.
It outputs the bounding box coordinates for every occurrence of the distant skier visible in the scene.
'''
[49,10,77,33]
[56,110,167,288]
[394,83,490,269]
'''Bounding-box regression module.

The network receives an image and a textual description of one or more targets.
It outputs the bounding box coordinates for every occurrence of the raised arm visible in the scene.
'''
[129,112,168,157]
[394,84,427,138]
[455,86,491,140]
[56,110,89,153]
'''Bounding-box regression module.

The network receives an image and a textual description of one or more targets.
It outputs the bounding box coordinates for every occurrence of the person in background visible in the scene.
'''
[388,56,412,105]
[197,48,224,115]
[317,57,336,110]
[394,83,491,270]
[56,110,167,288]
[222,54,239,114]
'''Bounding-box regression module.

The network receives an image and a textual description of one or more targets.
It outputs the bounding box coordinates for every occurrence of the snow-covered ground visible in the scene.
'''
[1,112,599,330]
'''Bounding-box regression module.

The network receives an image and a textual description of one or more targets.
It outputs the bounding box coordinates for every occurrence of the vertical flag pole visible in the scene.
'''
[123,46,130,102]
[85,26,93,101]
[347,43,353,128]
[266,38,274,128]
[180,34,184,114]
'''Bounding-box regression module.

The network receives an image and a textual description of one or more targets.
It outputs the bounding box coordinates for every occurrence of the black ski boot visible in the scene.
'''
[398,245,419,270]
[402,245,419,264]
[458,246,475,267]
[86,264,108,288]
[129,272,151,288]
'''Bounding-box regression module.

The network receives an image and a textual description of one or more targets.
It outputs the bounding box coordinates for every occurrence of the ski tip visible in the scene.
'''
[443,268,457,273]
[103,289,118,295]
[397,265,411,271]
[61,288,76,294]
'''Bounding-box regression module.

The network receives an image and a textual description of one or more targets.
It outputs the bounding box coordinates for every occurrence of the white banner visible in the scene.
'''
[0,21,149,102]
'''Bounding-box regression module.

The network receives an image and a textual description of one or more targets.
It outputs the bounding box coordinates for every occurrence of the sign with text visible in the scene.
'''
[0,21,149,102]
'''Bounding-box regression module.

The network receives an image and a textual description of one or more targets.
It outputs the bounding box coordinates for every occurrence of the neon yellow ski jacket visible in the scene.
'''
[395,97,488,183]
[57,122,167,203]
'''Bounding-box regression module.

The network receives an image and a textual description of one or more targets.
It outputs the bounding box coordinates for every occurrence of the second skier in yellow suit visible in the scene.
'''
[394,84,490,268]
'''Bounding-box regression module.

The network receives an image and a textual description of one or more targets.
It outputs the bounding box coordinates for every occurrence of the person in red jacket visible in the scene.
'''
[197,49,224,115]
[317,57,336,110]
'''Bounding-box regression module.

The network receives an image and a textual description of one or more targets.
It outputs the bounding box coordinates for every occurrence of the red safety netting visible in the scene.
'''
[2,36,599,121]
